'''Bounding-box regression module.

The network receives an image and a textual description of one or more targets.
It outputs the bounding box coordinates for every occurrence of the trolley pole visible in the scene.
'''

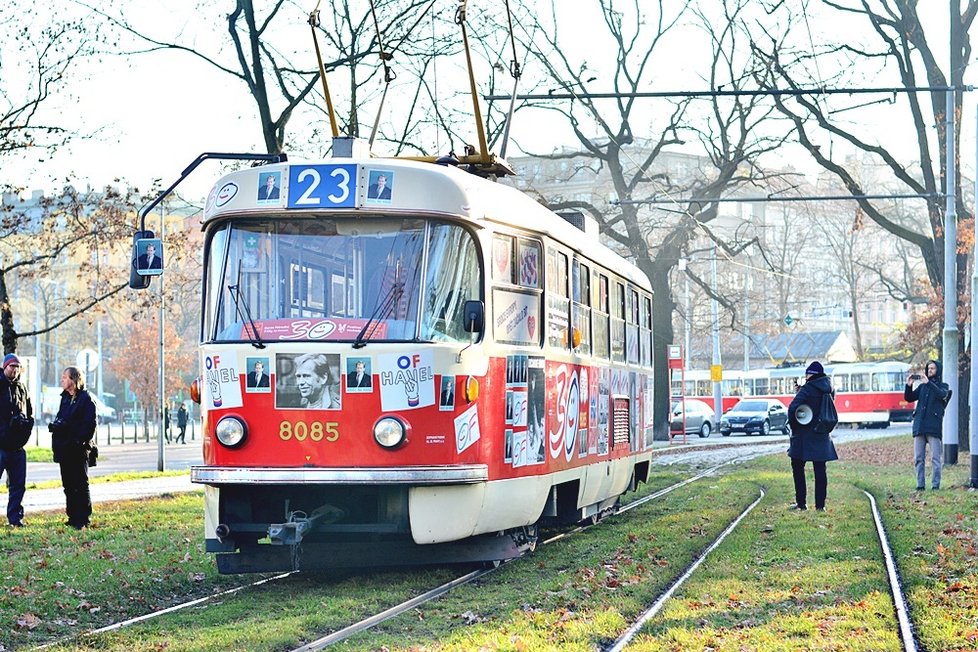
[943,89,959,465]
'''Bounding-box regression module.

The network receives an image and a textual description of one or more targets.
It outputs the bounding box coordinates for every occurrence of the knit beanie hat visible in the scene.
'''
[2,353,20,369]
[805,361,824,375]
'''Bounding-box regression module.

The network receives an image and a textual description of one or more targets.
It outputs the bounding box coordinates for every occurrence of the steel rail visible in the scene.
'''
[864,489,919,652]
[606,488,766,652]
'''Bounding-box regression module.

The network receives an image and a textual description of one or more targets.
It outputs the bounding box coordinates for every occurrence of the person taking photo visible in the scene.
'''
[904,359,950,491]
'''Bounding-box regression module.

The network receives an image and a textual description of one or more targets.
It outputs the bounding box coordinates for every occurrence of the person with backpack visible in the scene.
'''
[904,359,950,491]
[786,361,839,512]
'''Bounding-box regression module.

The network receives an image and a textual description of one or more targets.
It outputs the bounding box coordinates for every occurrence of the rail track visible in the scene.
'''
[49,433,922,651]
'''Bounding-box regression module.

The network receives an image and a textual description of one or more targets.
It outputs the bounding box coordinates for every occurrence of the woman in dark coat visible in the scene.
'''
[786,361,839,511]
[904,359,949,490]
[49,366,97,529]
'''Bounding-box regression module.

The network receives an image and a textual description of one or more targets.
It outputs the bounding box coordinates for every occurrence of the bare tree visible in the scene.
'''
[507,0,792,437]
[91,0,459,156]
[748,0,976,315]
[748,0,977,446]
[0,185,139,355]
[0,5,98,159]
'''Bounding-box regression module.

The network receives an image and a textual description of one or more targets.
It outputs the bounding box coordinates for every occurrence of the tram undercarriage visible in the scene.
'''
[203,483,543,573]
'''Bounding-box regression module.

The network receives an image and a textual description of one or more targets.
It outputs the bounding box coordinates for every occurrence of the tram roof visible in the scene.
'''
[202,158,650,291]
[824,361,909,374]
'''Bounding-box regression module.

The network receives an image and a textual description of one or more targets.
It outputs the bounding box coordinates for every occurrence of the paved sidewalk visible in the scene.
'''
[23,475,200,515]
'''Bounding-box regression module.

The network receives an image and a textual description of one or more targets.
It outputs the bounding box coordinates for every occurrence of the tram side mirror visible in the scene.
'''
[128,230,156,289]
[462,300,484,334]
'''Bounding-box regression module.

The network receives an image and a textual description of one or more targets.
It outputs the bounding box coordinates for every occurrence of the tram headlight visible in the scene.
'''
[215,416,247,448]
[373,416,408,449]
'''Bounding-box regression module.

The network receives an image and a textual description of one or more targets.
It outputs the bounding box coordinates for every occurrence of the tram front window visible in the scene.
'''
[204,218,481,343]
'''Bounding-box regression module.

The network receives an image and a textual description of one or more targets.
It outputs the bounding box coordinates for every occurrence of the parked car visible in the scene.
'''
[40,387,117,424]
[670,398,716,438]
[719,398,789,436]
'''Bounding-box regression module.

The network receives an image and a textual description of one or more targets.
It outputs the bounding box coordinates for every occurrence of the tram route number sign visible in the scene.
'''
[287,164,358,209]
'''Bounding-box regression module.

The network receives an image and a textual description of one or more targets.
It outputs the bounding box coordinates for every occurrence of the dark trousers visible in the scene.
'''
[59,455,92,527]
[791,457,827,509]
[0,448,27,525]
[175,425,186,444]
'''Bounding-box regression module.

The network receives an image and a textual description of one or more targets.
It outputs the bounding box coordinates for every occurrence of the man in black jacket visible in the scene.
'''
[0,354,33,527]
[786,361,839,512]
[904,359,950,490]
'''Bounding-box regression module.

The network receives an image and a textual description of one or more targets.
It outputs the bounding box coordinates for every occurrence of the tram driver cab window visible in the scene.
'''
[421,223,481,342]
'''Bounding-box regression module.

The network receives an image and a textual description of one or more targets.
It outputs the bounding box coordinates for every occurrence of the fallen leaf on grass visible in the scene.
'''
[15,613,41,630]
[459,610,484,625]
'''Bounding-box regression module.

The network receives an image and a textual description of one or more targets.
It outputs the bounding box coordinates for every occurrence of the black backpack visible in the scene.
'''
[813,391,838,434]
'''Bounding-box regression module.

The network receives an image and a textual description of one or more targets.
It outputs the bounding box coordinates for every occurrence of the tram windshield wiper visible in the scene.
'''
[228,282,266,349]
[352,281,403,349]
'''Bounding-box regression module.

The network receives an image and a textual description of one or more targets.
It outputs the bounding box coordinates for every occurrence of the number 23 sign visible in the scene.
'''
[287,164,358,208]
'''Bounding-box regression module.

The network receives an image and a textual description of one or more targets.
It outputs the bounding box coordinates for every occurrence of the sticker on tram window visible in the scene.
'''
[287,164,357,208]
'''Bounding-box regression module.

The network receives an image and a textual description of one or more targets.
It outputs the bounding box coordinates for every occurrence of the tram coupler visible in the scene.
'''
[267,504,343,546]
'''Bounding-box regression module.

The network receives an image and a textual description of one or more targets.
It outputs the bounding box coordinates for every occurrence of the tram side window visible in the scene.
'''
[547,249,570,349]
[610,281,626,362]
[492,235,515,283]
[625,286,640,364]
[851,373,870,392]
[875,372,904,392]
[834,374,849,393]
[421,223,481,343]
[572,260,591,355]
[754,377,769,395]
[640,295,652,368]
[517,239,540,289]
[592,271,610,359]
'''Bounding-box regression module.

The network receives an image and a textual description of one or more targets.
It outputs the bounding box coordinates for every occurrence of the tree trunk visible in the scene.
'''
[649,267,677,441]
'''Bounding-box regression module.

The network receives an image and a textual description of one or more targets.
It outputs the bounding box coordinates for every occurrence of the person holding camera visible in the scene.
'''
[0,354,33,527]
[904,359,950,491]
[49,366,97,529]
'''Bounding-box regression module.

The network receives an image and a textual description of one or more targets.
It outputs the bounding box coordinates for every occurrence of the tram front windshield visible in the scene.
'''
[204,218,481,344]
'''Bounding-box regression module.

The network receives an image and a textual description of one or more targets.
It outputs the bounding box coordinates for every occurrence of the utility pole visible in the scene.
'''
[971,108,978,487]
[158,205,167,472]
[711,242,722,423]
[943,91,960,465]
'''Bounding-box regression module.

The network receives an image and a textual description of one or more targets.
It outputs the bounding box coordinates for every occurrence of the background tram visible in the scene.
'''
[673,360,913,428]
[187,155,657,573]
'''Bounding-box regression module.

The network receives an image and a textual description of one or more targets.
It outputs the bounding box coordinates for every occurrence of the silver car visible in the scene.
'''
[670,398,716,438]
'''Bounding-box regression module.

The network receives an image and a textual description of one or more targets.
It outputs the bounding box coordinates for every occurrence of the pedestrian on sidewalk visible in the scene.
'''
[786,361,839,512]
[50,366,96,530]
[0,354,33,527]
[175,403,188,444]
[904,359,950,491]
[163,404,172,443]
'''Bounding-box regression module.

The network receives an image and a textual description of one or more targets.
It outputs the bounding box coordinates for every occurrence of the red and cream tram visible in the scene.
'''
[674,360,913,427]
[187,154,656,573]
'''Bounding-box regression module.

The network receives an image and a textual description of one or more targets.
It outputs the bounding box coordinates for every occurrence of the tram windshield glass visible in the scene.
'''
[204,218,481,344]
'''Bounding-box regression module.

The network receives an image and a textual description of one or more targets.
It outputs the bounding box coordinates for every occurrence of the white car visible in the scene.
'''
[41,387,117,424]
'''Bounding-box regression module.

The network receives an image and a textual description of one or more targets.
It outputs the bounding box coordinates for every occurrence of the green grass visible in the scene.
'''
[3,437,976,651]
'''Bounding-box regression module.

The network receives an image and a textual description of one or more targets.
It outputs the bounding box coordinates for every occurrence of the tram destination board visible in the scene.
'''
[287,164,358,208]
